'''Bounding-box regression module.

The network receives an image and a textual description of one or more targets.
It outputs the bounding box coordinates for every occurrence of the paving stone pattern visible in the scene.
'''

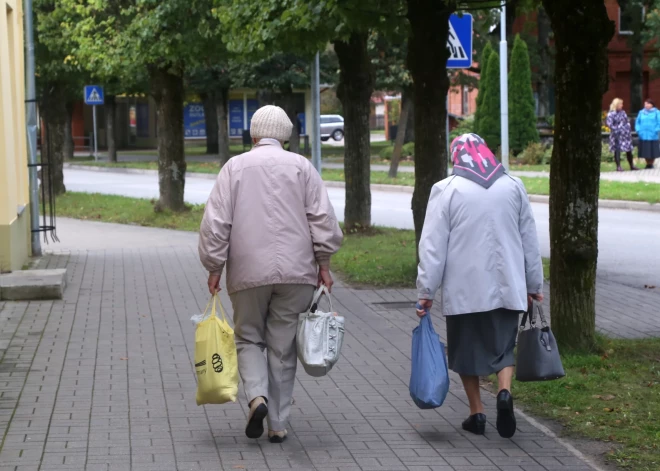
[0,245,614,471]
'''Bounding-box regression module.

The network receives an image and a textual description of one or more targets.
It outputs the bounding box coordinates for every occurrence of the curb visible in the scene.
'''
[65,164,660,213]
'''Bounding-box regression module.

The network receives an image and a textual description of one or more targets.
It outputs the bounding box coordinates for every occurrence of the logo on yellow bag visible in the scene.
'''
[212,353,224,373]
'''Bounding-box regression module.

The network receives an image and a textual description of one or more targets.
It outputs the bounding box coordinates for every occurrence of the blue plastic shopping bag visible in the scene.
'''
[409,309,450,409]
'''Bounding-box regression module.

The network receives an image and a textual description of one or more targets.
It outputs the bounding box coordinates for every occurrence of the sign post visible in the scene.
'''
[446,14,473,155]
[84,85,104,160]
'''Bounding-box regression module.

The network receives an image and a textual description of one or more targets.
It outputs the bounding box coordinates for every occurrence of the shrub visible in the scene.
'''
[402,141,415,157]
[450,116,475,142]
[508,35,539,154]
[379,145,394,160]
[516,142,546,165]
[478,52,501,151]
[601,142,614,162]
[474,42,494,134]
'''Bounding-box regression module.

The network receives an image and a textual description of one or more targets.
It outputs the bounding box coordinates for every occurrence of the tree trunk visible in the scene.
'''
[542,0,614,351]
[202,92,219,155]
[150,67,187,212]
[389,89,412,178]
[404,94,415,144]
[105,95,117,162]
[537,6,551,118]
[334,33,374,231]
[216,87,230,166]
[407,0,454,250]
[64,101,74,162]
[40,84,67,197]
[279,86,301,154]
[629,2,644,112]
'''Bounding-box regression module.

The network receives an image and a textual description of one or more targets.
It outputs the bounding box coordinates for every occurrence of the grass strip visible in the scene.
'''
[506,337,660,471]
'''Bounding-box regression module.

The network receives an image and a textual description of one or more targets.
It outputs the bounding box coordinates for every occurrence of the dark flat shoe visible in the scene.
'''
[462,413,486,435]
[496,389,517,438]
[245,403,268,439]
[269,433,288,444]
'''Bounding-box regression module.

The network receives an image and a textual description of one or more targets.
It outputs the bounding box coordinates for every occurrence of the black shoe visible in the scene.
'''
[496,389,517,438]
[245,398,268,439]
[461,413,487,435]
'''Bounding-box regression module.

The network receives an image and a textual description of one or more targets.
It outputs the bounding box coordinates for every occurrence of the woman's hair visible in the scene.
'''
[645,98,655,107]
[610,98,623,111]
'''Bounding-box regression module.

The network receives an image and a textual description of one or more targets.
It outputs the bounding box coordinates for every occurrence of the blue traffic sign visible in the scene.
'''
[84,85,104,105]
[447,13,473,69]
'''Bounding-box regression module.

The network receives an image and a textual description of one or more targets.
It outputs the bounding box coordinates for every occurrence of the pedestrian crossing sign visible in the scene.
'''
[84,85,104,105]
[447,13,473,69]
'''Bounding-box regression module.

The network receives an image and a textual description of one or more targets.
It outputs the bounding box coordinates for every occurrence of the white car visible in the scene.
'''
[320,115,344,141]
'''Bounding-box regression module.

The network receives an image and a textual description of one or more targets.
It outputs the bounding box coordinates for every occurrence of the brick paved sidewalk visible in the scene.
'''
[3,220,658,470]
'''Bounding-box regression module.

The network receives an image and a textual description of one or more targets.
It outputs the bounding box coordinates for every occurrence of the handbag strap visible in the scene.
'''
[309,285,333,314]
[520,300,547,330]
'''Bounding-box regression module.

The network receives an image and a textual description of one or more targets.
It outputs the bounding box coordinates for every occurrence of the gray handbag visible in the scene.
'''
[296,286,345,377]
[516,301,565,382]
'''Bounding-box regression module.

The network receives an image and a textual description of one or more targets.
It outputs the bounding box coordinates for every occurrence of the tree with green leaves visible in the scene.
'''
[34,0,94,196]
[368,29,412,177]
[64,0,224,211]
[473,41,493,134]
[187,65,233,164]
[216,0,404,231]
[233,53,314,155]
[542,0,614,351]
[508,35,539,154]
[477,52,501,152]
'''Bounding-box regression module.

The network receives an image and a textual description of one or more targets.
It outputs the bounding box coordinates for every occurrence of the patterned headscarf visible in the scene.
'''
[450,133,505,188]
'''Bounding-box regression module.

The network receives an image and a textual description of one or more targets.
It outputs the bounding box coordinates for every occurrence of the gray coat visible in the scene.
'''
[417,174,543,316]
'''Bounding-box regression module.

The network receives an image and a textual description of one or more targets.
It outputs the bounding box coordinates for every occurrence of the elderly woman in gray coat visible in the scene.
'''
[416,133,544,438]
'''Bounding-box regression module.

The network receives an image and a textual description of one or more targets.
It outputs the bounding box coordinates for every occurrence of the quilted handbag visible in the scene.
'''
[516,301,565,382]
[297,285,345,377]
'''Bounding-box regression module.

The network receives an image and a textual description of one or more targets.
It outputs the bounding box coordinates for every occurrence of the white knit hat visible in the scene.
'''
[250,105,293,142]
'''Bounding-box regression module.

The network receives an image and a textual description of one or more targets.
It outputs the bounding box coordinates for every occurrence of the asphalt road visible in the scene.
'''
[63,168,660,287]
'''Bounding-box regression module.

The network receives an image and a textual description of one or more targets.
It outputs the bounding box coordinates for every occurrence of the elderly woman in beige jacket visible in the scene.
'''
[199,105,343,443]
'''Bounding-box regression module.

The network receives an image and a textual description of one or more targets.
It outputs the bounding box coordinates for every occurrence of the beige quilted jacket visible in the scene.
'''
[199,139,343,294]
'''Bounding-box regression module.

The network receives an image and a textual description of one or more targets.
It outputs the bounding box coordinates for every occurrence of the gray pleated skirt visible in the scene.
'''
[446,309,521,376]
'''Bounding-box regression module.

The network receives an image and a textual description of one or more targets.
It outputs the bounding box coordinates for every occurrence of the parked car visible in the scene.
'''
[320,115,344,141]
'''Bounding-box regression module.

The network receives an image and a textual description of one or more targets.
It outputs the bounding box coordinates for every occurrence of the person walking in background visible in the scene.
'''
[606,98,638,172]
[635,99,660,169]
[199,105,343,443]
[416,133,543,439]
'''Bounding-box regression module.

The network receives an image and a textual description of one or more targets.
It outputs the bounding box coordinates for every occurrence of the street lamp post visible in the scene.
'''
[500,3,510,170]
[311,52,322,175]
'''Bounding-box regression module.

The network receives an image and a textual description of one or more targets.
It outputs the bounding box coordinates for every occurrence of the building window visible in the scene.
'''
[462,86,469,115]
[619,6,645,35]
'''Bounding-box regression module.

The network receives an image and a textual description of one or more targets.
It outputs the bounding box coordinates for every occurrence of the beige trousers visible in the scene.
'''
[229,284,315,431]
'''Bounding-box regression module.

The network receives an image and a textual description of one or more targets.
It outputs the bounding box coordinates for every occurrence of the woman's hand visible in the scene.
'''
[528,292,544,305]
[318,267,334,292]
[416,299,433,317]
[208,274,221,295]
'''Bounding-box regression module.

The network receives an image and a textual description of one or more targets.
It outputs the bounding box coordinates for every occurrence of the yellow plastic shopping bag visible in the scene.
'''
[194,295,239,406]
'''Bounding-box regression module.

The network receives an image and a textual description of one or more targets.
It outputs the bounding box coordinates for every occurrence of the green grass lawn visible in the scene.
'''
[55,192,205,232]
[508,161,637,173]
[332,227,418,287]
[519,177,660,205]
[507,337,660,470]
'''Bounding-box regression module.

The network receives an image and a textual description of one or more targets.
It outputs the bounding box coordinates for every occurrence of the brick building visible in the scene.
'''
[513,0,660,114]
